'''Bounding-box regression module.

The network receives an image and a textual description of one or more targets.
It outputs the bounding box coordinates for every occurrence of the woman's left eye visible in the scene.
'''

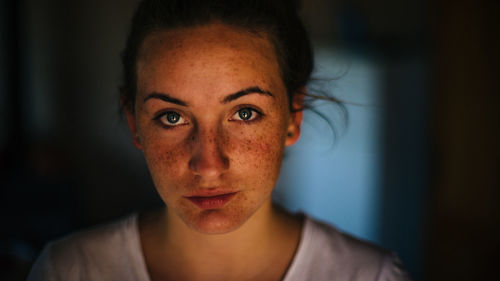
[231,108,261,122]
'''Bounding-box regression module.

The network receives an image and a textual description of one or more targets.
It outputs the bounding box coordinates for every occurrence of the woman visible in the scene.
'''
[28,0,410,280]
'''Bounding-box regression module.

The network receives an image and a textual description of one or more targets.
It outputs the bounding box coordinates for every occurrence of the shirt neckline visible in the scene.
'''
[281,215,313,281]
[130,213,153,281]
[131,213,312,281]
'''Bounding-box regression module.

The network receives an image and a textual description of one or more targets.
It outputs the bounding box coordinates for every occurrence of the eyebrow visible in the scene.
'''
[143,92,188,106]
[143,86,274,106]
[222,86,274,104]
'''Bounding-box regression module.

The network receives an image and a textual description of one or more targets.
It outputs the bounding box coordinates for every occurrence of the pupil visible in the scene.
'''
[239,109,252,120]
[166,112,180,123]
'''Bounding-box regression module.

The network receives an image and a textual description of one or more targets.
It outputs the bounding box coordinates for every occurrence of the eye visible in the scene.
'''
[231,107,261,122]
[155,111,188,127]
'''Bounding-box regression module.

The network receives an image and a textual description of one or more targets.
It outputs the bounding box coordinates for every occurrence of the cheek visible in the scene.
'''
[141,132,192,192]
[228,123,287,182]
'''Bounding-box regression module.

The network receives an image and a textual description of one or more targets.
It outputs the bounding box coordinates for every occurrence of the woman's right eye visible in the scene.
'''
[155,111,188,127]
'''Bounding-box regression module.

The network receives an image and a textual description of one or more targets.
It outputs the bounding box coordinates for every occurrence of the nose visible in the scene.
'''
[188,126,229,180]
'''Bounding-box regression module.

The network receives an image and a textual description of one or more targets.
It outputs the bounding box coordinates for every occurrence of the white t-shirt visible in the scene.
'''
[27,214,411,281]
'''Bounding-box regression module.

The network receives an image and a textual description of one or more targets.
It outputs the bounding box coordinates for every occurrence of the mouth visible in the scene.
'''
[185,192,238,210]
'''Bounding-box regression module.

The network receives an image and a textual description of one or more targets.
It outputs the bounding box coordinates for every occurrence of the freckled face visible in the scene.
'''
[128,24,300,234]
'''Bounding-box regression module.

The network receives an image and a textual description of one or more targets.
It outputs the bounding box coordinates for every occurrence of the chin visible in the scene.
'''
[181,208,253,235]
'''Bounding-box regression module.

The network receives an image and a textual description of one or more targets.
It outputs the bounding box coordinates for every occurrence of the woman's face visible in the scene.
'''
[126,23,302,234]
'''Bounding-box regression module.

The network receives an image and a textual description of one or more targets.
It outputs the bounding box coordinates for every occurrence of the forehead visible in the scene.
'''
[135,23,286,102]
[138,23,277,61]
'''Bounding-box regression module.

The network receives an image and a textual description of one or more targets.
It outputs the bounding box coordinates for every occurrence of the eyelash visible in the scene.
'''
[154,111,188,129]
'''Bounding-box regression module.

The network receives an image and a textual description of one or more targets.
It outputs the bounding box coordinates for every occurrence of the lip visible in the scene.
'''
[184,188,239,197]
[185,192,238,209]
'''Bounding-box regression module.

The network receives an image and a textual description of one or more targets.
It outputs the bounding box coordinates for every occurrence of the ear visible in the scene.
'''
[123,102,143,150]
[285,88,305,146]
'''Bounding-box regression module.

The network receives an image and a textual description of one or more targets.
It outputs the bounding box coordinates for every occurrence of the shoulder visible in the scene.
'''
[284,216,411,281]
[27,214,148,281]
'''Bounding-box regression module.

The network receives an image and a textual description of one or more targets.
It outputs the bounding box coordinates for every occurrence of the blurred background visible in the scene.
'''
[1,0,498,280]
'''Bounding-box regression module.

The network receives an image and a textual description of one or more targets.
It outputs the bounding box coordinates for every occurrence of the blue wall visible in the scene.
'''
[274,49,384,243]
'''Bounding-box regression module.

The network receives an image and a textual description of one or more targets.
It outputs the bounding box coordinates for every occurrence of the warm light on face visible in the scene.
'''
[125,23,302,234]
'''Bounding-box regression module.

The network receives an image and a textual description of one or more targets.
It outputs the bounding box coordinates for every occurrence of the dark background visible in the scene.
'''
[1,0,499,280]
